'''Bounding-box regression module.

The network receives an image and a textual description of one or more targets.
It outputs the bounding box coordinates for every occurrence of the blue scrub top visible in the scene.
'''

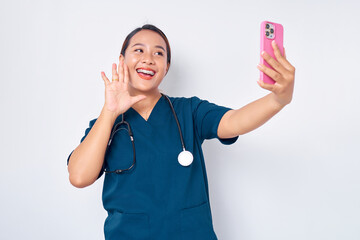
[67,95,238,240]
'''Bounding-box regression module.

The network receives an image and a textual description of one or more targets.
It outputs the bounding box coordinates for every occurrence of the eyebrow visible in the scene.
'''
[131,43,165,52]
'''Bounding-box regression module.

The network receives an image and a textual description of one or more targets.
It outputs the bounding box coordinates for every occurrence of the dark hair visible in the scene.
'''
[120,24,171,68]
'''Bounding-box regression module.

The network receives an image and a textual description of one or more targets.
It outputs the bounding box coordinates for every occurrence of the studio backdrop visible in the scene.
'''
[0,0,359,239]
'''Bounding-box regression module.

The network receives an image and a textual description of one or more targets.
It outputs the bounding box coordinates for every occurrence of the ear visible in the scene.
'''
[165,63,170,74]
[119,54,124,61]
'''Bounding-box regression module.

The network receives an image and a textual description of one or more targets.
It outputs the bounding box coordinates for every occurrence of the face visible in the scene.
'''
[120,30,169,95]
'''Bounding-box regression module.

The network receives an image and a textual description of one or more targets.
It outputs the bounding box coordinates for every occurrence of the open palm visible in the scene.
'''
[101,58,146,116]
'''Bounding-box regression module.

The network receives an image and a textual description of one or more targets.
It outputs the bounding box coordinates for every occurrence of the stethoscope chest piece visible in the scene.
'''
[178,150,193,167]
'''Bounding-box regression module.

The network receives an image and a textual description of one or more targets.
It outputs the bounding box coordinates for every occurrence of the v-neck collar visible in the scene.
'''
[128,94,165,124]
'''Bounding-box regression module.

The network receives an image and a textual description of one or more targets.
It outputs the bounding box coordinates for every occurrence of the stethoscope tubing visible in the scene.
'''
[162,94,186,151]
[104,93,192,174]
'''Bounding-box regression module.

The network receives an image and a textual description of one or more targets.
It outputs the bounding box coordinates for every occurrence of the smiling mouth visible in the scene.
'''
[136,68,156,80]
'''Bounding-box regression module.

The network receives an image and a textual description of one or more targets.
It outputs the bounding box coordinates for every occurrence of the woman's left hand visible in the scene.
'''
[257,40,295,107]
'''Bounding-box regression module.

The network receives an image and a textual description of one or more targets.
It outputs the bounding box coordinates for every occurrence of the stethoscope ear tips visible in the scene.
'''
[178,150,193,167]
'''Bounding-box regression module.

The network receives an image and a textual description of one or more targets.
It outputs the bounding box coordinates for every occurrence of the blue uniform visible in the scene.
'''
[67,95,238,240]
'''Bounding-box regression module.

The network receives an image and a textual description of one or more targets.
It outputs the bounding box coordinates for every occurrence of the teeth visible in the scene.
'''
[137,69,155,76]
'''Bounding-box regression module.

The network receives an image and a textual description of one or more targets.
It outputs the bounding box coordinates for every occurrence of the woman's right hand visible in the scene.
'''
[101,58,146,116]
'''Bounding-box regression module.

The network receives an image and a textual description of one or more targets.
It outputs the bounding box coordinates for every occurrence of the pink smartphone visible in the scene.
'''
[260,21,284,84]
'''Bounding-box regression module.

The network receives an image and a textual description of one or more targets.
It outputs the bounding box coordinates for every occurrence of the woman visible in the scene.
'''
[67,24,295,239]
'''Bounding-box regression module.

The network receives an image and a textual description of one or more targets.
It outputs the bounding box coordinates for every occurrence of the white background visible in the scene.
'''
[1,0,359,239]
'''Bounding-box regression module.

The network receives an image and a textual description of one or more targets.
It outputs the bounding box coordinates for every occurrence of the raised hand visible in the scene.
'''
[101,58,146,116]
[257,40,295,107]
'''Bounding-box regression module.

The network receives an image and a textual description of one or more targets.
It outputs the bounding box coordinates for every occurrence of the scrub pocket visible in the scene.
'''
[180,201,218,240]
[104,211,150,240]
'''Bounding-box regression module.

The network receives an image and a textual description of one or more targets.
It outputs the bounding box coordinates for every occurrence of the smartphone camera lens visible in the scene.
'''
[266,31,270,37]
[266,24,270,29]
[270,28,274,33]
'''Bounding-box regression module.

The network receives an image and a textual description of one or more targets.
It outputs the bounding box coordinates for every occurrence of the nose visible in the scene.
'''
[141,52,154,65]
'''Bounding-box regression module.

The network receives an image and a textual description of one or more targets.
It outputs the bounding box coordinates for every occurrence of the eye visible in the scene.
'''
[134,49,143,53]
[155,52,164,56]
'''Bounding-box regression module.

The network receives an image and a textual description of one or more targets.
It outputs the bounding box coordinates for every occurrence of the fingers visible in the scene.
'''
[257,79,275,92]
[257,64,282,83]
[271,41,294,73]
[124,62,130,85]
[112,63,119,81]
[272,40,287,67]
[101,72,110,86]
[118,58,124,83]
[261,50,287,76]
[261,43,295,83]
[103,58,132,86]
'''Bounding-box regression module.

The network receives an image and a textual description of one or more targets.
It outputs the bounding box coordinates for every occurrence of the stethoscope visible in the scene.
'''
[104,93,193,174]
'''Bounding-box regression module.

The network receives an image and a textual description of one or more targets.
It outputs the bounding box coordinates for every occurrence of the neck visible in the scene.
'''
[130,89,162,119]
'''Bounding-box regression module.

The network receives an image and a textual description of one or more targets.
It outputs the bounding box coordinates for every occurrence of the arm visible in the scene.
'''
[218,93,285,138]
[68,59,145,188]
[68,107,117,188]
[218,40,295,139]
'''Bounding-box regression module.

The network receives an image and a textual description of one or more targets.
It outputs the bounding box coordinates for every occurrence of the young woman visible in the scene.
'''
[67,24,295,240]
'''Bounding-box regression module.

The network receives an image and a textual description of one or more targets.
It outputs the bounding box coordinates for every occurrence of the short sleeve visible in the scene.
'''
[66,118,104,179]
[191,96,238,145]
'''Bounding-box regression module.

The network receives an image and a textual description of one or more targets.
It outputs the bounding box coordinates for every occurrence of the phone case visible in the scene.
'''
[260,21,284,84]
